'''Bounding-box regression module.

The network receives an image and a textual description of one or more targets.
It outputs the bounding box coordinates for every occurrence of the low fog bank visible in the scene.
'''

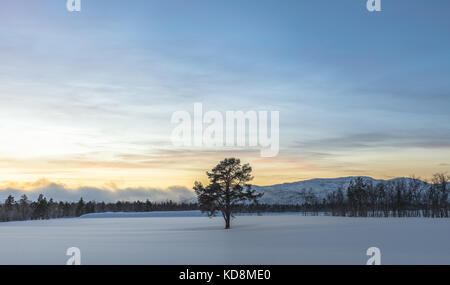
[0,182,196,203]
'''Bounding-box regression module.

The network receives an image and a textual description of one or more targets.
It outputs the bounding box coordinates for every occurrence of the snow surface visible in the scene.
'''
[81,210,207,218]
[0,212,449,265]
[80,210,305,218]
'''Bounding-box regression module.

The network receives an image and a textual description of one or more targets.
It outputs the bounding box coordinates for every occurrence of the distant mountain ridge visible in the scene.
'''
[252,176,429,205]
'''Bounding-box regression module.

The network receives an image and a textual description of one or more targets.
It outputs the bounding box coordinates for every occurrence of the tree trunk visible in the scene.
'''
[225,183,231,229]
[225,212,231,229]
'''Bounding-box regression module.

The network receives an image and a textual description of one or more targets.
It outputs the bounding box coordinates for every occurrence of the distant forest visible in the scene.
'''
[0,195,300,222]
[0,173,448,222]
[303,173,449,218]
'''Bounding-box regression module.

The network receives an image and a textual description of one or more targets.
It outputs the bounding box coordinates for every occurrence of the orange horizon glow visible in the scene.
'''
[1,146,448,191]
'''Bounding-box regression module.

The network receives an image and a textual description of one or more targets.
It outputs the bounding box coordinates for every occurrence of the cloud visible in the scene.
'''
[295,131,450,151]
[42,148,263,172]
[0,181,196,203]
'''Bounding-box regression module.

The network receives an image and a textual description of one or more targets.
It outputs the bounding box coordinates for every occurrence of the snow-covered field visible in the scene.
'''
[0,212,449,265]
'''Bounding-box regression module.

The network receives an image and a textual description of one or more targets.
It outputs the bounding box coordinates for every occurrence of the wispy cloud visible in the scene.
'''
[296,131,450,151]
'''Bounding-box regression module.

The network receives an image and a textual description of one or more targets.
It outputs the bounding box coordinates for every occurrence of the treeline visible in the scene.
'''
[306,173,449,218]
[234,203,302,213]
[0,195,198,222]
[0,194,301,222]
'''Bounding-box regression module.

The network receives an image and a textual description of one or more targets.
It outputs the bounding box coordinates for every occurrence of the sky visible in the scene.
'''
[0,0,449,199]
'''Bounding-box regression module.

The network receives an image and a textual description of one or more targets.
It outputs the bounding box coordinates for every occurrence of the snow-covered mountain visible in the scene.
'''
[252,176,428,205]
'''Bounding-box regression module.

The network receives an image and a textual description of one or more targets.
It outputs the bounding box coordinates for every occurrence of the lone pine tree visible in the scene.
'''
[193,158,263,229]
